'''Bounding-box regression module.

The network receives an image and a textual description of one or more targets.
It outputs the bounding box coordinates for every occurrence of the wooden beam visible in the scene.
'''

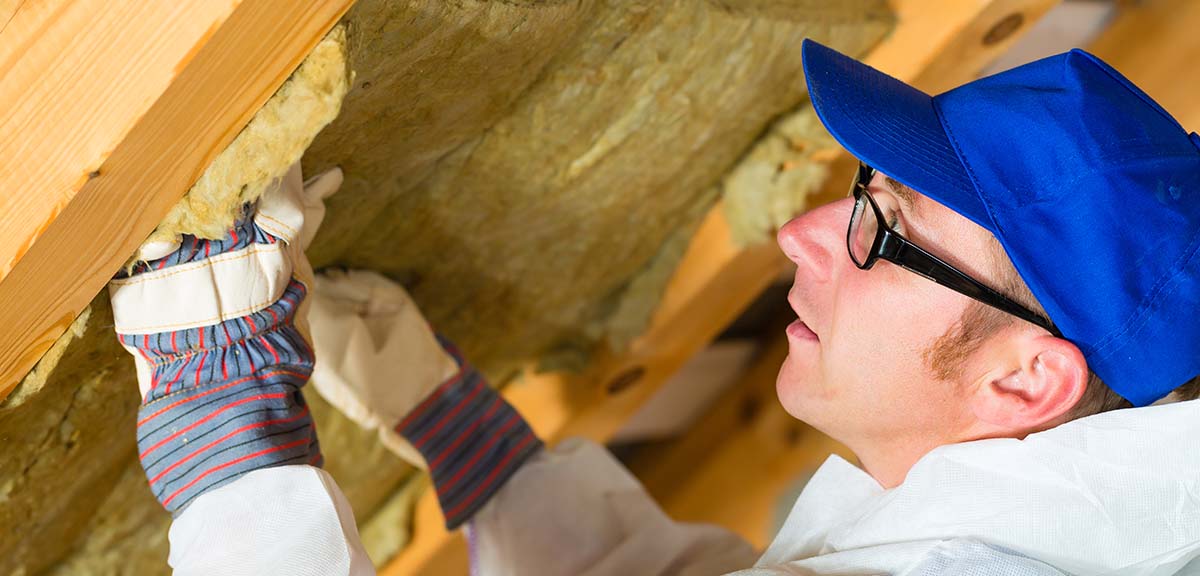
[384,1,1059,573]
[1087,0,1200,130]
[513,206,791,445]
[0,0,356,400]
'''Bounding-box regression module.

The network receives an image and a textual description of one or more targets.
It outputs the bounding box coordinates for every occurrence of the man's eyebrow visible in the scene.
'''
[884,176,917,212]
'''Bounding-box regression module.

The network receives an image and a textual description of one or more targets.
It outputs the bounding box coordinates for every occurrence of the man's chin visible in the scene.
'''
[776,353,820,421]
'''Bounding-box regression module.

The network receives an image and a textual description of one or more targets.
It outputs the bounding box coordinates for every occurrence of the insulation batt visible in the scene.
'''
[303,0,892,377]
[0,1,892,573]
[137,27,352,255]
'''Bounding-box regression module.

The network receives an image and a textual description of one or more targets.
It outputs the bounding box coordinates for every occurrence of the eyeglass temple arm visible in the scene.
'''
[881,234,1061,336]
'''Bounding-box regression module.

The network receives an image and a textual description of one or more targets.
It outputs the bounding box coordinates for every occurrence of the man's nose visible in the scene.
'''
[776,199,852,283]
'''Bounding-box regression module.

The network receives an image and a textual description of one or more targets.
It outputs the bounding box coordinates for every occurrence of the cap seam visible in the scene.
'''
[812,69,968,190]
[930,96,1006,237]
[1088,223,1200,360]
[1076,49,1183,132]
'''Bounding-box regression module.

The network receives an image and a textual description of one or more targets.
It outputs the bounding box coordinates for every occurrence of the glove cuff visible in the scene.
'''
[116,210,322,516]
[395,341,542,529]
[129,279,322,515]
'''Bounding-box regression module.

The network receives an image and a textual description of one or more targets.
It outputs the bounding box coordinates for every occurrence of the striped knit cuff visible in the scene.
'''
[128,279,321,514]
[119,211,275,277]
[396,341,542,529]
[122,207,321,515]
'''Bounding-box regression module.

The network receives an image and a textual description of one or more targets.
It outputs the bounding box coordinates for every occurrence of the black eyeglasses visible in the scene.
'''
[847,162,1060,336]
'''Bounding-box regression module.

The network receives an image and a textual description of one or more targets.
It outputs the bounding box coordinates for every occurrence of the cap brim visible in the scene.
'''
[801,39,989,229]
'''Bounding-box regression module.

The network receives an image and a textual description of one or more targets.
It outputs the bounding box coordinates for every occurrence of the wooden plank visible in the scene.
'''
[384,0,1058,573]
[1087,0,1200,130]
[0,0,355,400]
[869,0,1061,93]
[514,206,790,445]
[0,0,23,34]
[1,3,226,279]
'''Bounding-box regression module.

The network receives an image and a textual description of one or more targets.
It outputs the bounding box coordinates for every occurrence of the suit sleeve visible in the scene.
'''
[390,344,758,575]
[116,210,373,575]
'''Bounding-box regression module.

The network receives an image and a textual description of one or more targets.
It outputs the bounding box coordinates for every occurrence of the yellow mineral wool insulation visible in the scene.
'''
[359,473,427,566]
[722,106,841,246]
[138,26,351,252]
[3,304,93,408]
[597,187,719,354]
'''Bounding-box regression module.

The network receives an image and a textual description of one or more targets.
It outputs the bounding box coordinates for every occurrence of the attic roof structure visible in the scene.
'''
[3,0,1169,573]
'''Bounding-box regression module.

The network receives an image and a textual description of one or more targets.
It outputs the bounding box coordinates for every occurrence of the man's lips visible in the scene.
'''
[787,318,819,341]
[787,287,819,342]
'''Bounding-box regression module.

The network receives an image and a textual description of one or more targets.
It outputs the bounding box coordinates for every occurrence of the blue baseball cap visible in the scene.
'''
[801,39,1200,406]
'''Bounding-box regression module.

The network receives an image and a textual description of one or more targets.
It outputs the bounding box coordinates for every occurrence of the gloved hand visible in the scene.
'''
[307,269,542,529]
[308,268,459,468]
[111,162,339,397]
[108,162,341,513]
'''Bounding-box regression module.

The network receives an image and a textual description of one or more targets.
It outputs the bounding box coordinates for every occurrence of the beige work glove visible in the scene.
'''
[308,268,460,469]
[106,161,346,516]
[110,162,342,399]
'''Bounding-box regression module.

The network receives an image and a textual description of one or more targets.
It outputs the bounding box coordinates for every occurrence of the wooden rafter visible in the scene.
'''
[0,0,355,400]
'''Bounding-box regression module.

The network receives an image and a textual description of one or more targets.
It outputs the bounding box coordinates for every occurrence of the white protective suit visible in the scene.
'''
[165,266,1200,575]
[128,164,1200,575]
[165,392,1200,575]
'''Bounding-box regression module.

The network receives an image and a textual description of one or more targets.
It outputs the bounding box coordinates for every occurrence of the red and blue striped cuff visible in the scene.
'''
[118,213,277,278]
[122,208,321,515]
[396,339,542,529]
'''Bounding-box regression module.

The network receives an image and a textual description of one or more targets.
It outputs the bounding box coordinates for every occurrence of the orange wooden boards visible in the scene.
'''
[0,0,356,401]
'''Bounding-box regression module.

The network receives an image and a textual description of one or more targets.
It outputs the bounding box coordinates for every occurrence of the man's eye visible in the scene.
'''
[874,191,904,231]
[878,203,902,231]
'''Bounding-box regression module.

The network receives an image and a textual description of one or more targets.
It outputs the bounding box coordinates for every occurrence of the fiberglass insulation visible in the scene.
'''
[0,1,890,572]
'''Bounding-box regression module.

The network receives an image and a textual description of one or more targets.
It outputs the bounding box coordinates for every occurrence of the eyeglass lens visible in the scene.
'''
[848,192,877,267]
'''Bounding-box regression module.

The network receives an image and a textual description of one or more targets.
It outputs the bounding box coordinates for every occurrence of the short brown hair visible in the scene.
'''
[924,237,1199,420]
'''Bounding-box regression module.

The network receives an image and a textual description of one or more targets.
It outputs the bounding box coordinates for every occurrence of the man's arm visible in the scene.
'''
[110,165,373,575]
[390,338,543,528]
[311,273,759,575]
[465,439,762,575]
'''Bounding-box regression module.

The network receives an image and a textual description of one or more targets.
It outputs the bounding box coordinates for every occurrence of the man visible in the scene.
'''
[109,40,1200,574]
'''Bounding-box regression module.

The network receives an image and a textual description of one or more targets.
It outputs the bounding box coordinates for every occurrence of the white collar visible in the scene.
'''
[759,399,1200,574]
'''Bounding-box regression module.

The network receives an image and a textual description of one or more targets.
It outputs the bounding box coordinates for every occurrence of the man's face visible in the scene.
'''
[775,171,1002,476]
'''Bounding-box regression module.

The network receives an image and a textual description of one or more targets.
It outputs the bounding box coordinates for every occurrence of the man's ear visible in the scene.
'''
[970,334,1088,433]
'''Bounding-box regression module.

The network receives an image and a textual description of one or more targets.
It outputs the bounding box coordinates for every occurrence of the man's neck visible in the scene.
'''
[852,439,945,489]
